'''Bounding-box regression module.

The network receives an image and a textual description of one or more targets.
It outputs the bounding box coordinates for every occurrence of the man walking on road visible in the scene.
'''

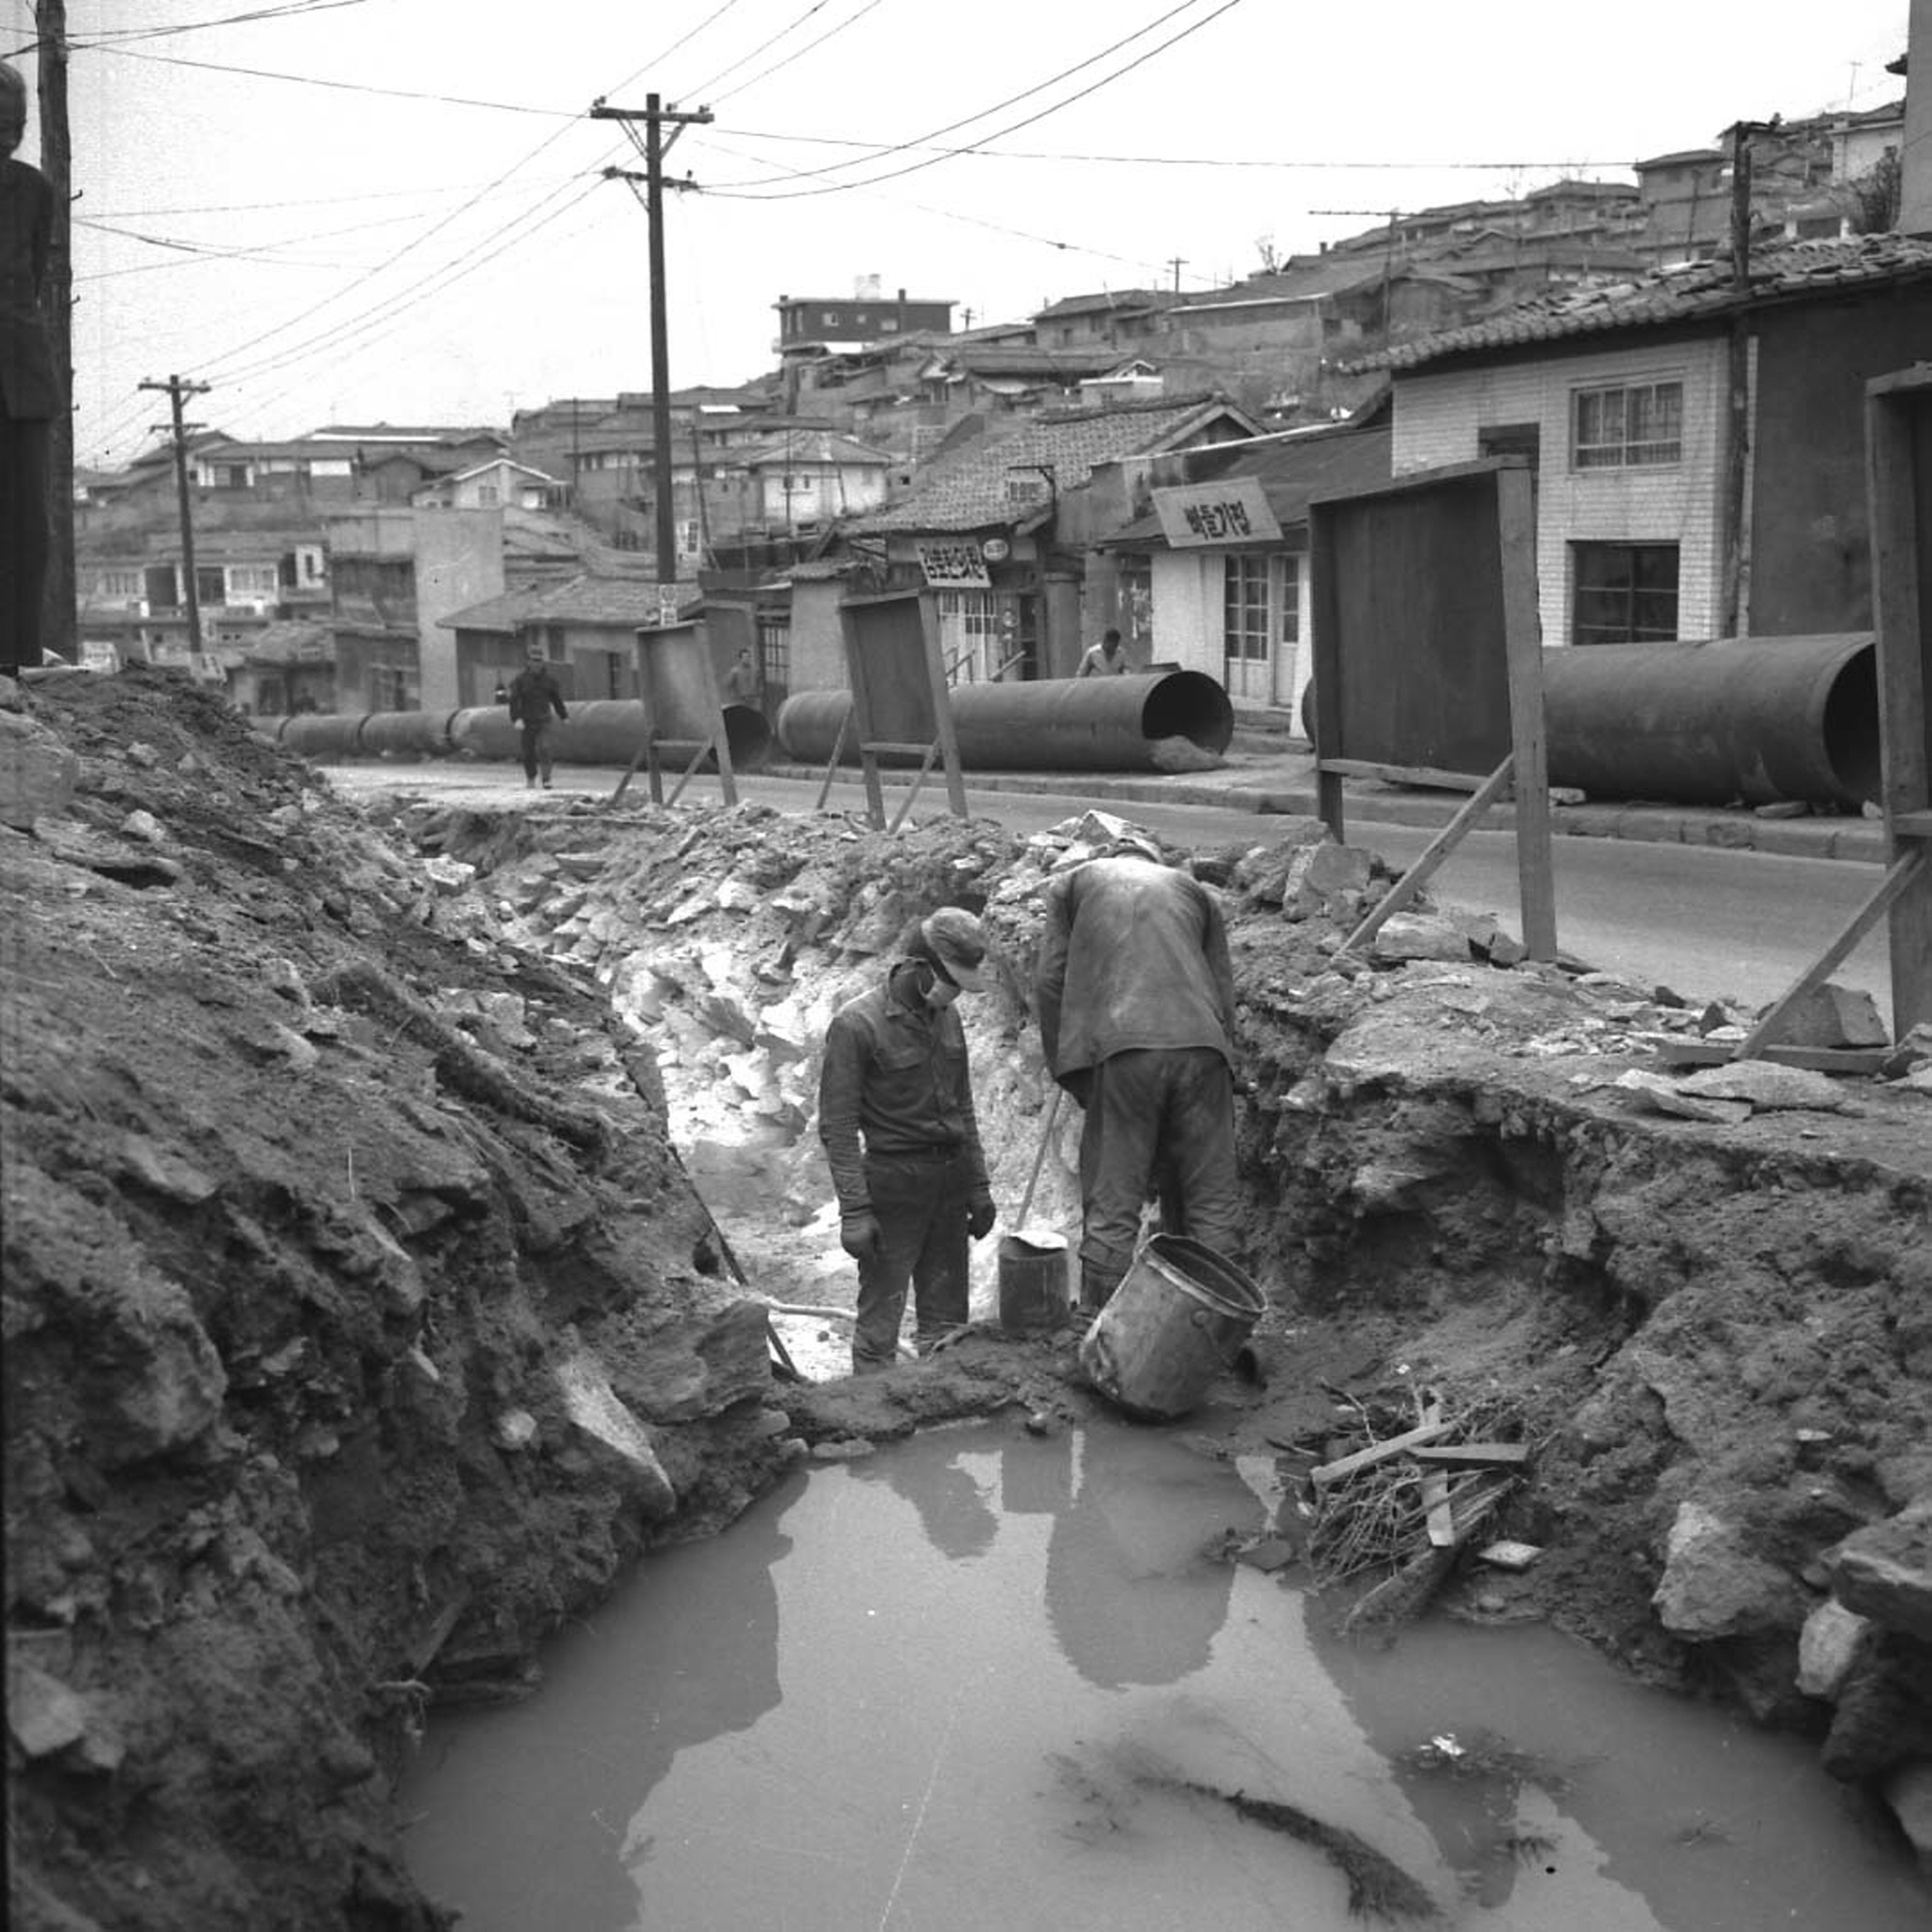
[1075,627,1128,677]
[1035,830,1241,1314]
[818,909,1000,1372]
[507,644,568,789]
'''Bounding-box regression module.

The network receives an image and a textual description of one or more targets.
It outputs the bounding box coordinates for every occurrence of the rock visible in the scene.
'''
[126,741,161,768]
[0,712,81,829]
[1880,1024,1932,1080]
[421,854,475,891]
[492,1409,539,1452]
[1884,1760,1932,1876]
[1653,1501,1804,1638]
[119,809,163,844]
[1612,1067,1753,1124]
[1674,1060,1852,1113]
[115,1133,219,1205]
[1797,1599,1874,1699]
[1369,911,1470,962]
[7,1659,89,1757]
[1760,981,1889,1049]
[554,1350,676,1517]
[1827,1499,1932,1640]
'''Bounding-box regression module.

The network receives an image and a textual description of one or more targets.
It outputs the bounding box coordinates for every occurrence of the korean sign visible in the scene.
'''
[916,541,991,588]
[1151,476,1283,548]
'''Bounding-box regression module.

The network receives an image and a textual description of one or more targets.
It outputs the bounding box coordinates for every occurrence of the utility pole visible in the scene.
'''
[1719,121,1766,637]
[590,94,712,585]
[1166,256,1187,293]
[139,376,212,653]
[35,0,74,654]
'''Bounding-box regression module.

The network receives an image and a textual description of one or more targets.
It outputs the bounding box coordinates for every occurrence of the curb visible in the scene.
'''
[767,762,1885,866]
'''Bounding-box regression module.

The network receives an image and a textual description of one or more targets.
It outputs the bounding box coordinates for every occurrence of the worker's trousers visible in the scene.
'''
[1076,1047,1240,1310]
[519,720,554,784]
[852,1147,972,1370]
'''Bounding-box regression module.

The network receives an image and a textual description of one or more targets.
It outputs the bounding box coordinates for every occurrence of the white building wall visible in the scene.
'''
[1391,336,1730,642]
[1150,551,1219,673]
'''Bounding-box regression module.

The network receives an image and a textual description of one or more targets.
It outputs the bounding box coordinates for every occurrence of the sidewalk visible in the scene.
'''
[763,728,1889,866]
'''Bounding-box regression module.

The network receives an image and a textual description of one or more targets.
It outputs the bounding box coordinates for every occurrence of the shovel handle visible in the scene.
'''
[1015,1088,1063,1230]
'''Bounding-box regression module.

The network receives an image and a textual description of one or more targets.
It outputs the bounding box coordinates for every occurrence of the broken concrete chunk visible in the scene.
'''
[1369,911,1471,962]
[1675,1061,1852,1113]
[1826,1500,1932,1641]
[1612,1067,1753,1125]
[7,1659,90,1758]
[1797,1599,1874,1700]
[1762,981,1889,1050]
[421,854,475,892]
[1653,1500,1804,1638]
[1476,1539,1543,1572]
[492,1409,538,1452]
[554,1350,676,1517]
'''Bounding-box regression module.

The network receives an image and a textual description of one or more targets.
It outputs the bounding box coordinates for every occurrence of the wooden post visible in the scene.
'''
[1498,463,1556,960]
[1863,366,1932,1037]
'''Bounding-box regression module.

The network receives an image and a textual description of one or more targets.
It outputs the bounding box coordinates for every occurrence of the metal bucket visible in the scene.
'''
[1077,1234,1265,1422]
[997,1230,1070,1335]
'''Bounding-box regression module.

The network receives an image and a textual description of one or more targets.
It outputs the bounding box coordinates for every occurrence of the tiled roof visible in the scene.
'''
[737,432,893,469]
[440,573,691,634]
[850,394,1262,534]
[1356,235,1932,373]
[1171,256,1388,310]
[242,620,333,666]
[1103,423,1393,549]
[1032,288,1177,320]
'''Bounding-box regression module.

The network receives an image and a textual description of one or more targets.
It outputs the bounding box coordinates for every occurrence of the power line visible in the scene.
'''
[707,0,1247,200]
[701,0,1222,194]
[686,0,889,108]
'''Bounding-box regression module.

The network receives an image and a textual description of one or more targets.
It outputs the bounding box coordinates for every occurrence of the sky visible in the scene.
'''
[0,0,1913,469]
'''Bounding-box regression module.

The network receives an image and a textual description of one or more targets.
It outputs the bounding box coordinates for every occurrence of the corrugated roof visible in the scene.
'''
[738,431,893,469]
[1032,288,1178,320]
[242,620,333,666]
[849,394,1262,534]
[1356,235,1932,373]
[1103,423,1393,549]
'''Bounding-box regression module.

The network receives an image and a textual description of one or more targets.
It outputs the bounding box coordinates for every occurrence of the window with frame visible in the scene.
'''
[1572,541,1679,644]
[97,568,143,599]
[1223,555,1269,698]
[1573,381,1682,469]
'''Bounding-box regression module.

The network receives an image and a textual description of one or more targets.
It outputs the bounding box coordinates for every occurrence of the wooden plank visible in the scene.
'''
[1318,758,1500,793]
[1499,463,1557,962]
[1420,1469,1457,1548]
[1733,850,1925,1058]
[1336,757,1514,956]
[886,742,940,836]
[1310,1419,1453,1488]
[1893,809,1932,838]
[1411,1442,1533,1469]
[861,740,938,758]
[1654,1038,1893,1073]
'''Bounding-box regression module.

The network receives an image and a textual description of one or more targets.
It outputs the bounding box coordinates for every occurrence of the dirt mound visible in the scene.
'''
[3,668,798,1930]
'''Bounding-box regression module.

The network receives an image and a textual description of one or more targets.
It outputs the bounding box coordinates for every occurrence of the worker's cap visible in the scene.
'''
[921,907,988,992]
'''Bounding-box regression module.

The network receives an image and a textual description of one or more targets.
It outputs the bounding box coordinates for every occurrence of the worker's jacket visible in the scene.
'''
[507,666,567,727]
[817,964,990,1214]
[1035,856,1236,1085]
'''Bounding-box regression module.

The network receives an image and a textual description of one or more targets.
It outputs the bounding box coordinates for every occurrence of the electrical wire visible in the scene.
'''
[700,0,1222,193]
[707,0,1247,199]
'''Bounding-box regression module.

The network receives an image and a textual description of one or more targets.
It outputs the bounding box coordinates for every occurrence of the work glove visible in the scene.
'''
[840,1209,883,1263]
[966,1191,997,1241]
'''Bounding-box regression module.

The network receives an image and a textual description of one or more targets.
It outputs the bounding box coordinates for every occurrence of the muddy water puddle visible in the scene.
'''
[398,1422,1927,1931]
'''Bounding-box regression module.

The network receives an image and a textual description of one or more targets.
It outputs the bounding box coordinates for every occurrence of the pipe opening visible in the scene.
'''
[1821,645,1881,806]
[1136,671,1236,754]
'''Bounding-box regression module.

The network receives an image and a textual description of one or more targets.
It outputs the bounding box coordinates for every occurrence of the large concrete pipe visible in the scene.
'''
[358,709,462,757]
[279,713,370,759]
[1299,633,1879,810]
[776,671,1235,774]
[1539,633,1879,810]
[449,699,773,772]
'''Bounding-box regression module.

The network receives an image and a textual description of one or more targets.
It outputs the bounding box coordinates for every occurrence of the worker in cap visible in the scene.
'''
[818,906,998,1371]
[1035,827,1243,1315]
[505,641,569,789]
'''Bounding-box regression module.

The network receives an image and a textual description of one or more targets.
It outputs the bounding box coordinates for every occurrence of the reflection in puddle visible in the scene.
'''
[398,1421,1928,1932]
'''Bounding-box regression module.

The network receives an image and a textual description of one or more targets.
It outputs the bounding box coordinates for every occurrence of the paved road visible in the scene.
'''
[327,761,1892,1014]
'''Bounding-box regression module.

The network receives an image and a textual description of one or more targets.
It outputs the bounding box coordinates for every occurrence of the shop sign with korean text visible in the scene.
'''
[1151,476,1283,547]
[916,541,991,587]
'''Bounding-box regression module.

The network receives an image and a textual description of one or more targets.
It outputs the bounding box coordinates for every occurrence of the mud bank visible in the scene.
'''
[4,668,1929,1928]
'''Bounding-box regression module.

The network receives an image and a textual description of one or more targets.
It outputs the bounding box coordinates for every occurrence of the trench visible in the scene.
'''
[397,1418,1924,1930]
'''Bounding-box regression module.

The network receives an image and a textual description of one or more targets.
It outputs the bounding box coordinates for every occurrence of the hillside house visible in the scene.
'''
[412,456,564,512]
[1094,416,1392,712]
[825,391,1262,688]
[733,432,892,535]
[1354,233,1932,648]
[189,440,359,500]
